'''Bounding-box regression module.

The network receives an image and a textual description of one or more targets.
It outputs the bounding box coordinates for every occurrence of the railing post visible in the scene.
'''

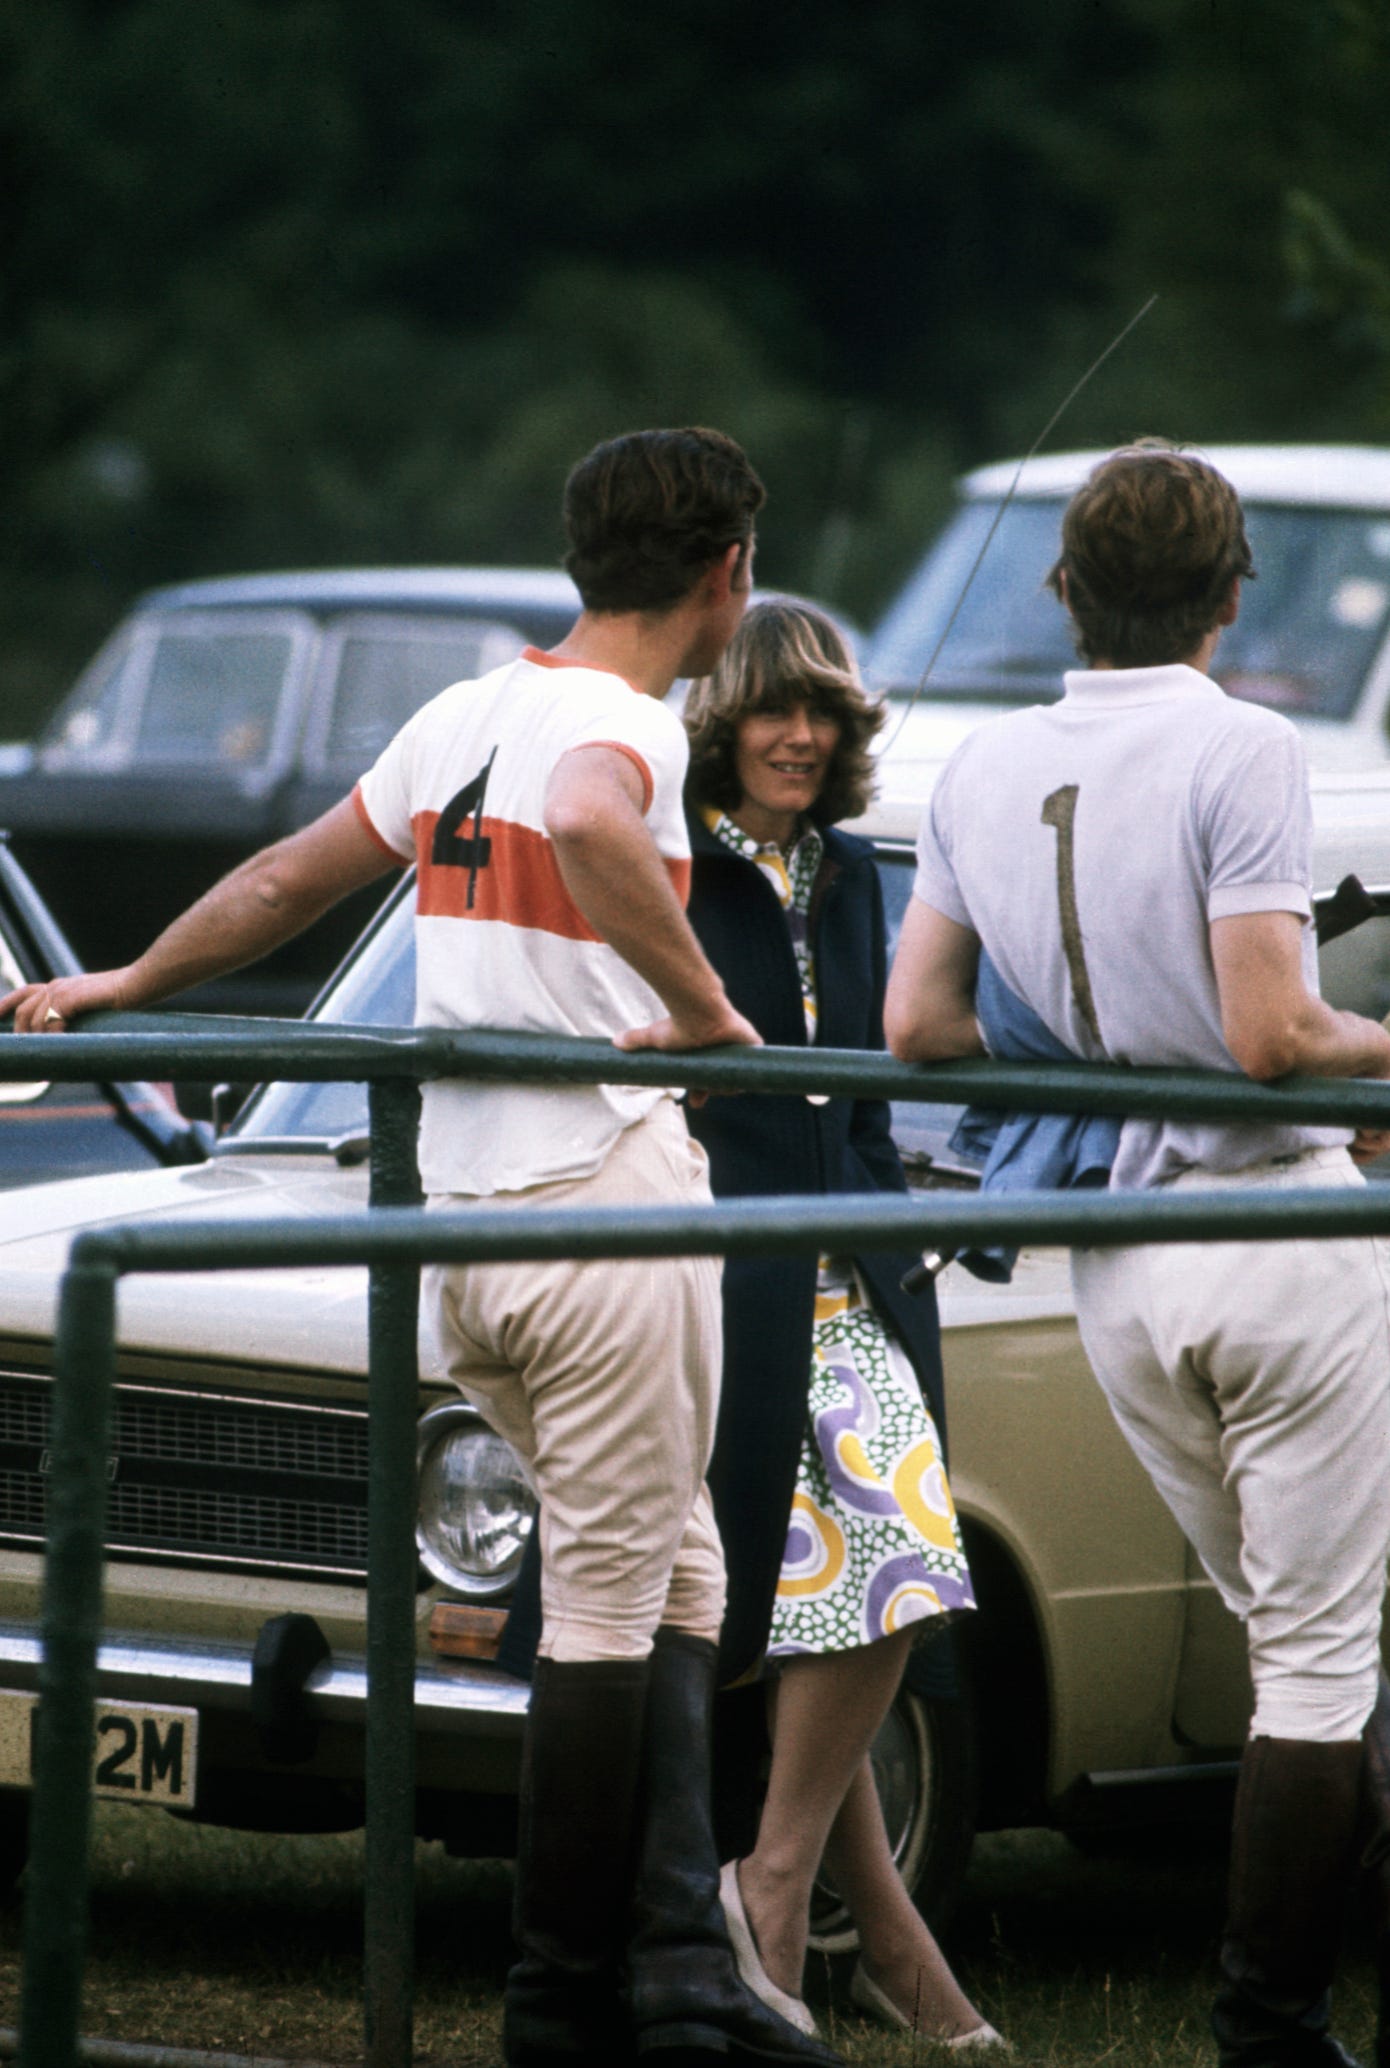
[18,1256,119,2068]
[364,1077,423,2068]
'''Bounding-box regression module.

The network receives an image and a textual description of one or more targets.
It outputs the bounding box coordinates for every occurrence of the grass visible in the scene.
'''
[0,1807,1377,2065]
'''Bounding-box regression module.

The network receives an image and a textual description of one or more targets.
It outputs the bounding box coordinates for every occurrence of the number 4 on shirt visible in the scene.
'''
[431,748,498,909]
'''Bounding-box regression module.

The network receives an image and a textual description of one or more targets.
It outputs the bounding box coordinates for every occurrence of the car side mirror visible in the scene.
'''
[172,1079,251,1133]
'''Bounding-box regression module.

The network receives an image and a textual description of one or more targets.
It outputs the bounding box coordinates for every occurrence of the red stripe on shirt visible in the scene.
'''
[414,814,692,934]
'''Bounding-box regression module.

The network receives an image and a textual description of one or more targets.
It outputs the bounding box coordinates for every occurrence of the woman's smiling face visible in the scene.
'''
[730,697,841,847]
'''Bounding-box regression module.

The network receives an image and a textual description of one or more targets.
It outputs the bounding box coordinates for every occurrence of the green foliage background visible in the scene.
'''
[3,0,1389,732]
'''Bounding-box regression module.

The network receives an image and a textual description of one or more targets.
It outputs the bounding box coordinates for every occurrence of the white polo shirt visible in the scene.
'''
[913,663,1349,1188]
[354,647,691,1195]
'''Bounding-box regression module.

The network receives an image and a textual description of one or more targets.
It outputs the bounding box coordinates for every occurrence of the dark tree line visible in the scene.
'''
[3,0,1389,732]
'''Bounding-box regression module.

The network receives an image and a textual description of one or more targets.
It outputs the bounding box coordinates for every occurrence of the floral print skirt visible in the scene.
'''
[766,1261,976,1657]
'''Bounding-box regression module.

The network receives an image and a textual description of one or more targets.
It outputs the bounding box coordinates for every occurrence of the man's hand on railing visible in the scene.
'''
[614,997,762,1056]
[614,997,763,1106]
[0,969,132,1031]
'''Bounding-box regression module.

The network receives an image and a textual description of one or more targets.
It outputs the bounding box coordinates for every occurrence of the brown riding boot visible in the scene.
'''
[626,1628,844,2064]
[1212,1734,1364,2068]
[503,1655,649,2065]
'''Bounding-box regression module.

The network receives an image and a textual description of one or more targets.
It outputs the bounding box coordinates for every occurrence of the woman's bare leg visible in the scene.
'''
[822,1756,985,2037]
[735,1629,986,2036]
[736,1636,912,1995]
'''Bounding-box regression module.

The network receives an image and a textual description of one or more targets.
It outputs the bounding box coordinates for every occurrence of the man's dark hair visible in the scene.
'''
[1047,439,1256,667]
[563,427,766,614]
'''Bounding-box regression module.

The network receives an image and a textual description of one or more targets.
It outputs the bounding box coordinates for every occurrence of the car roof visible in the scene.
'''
[138,566,582,615]
[962,444,1390,509]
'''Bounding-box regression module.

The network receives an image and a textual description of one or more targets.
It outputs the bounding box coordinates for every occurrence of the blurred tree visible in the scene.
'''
[1,0,1387,734]
[1283,190,1390,429]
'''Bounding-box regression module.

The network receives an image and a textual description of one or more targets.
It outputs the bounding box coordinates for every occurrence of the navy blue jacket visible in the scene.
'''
[685,812,946,1681]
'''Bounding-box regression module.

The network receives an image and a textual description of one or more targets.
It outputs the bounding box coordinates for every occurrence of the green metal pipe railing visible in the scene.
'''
[362,1080,422,2068]
[11,1013,1390,2068]
[9,1012,1390,1126]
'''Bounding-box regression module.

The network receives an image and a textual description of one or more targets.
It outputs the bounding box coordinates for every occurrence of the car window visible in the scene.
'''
[1216,510,1390,720]
[868,499,1390,724]
[227,889,417,1147]
[135,628,293,766]
[40,617,301,770]
[317,619,527,773]
[40,634,132,761]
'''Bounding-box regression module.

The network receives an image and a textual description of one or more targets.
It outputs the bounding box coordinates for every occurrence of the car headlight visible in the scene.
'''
[416,1402,535,1599]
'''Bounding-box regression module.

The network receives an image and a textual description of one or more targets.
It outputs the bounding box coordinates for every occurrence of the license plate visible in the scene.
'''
[0,1692,198,1807]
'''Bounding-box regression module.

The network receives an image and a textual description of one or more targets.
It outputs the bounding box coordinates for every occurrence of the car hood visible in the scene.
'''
[0,1155,415,1374]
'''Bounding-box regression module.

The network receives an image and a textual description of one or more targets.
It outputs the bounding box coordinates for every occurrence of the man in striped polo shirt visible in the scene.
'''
[6,429,842,2068]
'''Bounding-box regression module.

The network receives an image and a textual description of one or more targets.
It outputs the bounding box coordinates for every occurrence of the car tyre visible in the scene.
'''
[807,1677,977,1954]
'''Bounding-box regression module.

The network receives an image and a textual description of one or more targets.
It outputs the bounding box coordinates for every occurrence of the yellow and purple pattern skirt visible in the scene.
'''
[766,1262,975,1657]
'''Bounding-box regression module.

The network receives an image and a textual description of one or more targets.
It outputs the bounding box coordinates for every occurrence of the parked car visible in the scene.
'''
[3,769,1390,1936]
[0,568,580,1013]
[0,836,206,1189]
[867,445,1390,776]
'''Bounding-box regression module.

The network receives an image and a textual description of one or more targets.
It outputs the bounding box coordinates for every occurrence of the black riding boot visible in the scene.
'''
[626,1627,844,2064]
[1357,1673,1390,2068]
[1212,1734,1364,2068]
[504,1655,649,2065]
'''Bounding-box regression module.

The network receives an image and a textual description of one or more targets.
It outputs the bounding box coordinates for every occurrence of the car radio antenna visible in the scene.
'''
[878,292,1159,755]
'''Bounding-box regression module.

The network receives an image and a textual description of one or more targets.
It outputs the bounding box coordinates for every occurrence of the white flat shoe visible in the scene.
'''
[850,1959,1008,2050]
[717,1859,819,2038]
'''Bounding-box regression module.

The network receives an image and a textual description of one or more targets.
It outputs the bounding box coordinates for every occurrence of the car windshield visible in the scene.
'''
[226,890,418,1149]
[42,617,299,768]
[867,499,1390,722]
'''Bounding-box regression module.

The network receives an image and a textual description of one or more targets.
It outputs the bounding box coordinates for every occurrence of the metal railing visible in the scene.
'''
[9,1014,1390,2068]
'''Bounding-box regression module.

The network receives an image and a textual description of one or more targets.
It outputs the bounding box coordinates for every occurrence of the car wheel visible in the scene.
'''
[807,1680,977,1954]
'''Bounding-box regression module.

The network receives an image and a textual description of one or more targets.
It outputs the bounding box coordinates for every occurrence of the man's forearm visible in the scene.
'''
[1256,999,1390,1084]
[116,852,337,1005]
[70,799,393,1014]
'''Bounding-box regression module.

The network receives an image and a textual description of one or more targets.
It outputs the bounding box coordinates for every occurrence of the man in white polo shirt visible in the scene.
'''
[4,428,841,2068]
[884,441,1390,2068]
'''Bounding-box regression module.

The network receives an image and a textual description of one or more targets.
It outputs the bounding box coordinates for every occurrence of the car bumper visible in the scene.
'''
[0,1619,531,1737]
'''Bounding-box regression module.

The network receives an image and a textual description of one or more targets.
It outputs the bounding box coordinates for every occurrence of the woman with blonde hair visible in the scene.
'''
[683,599,1002,2047]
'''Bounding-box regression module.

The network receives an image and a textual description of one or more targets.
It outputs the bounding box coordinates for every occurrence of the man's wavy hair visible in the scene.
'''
[684,600,884,829]
[563,427,766,613]
[1047,438,1256,667]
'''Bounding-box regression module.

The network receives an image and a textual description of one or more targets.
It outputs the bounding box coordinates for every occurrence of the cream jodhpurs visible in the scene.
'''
[1072,1147,1390,1742]
[425,1100,727,1664]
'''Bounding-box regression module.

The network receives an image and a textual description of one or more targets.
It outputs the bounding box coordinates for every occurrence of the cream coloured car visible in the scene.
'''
[0,779,1388,1936]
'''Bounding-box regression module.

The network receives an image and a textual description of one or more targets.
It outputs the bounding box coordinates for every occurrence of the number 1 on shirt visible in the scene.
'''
[1041,784,1102,1046]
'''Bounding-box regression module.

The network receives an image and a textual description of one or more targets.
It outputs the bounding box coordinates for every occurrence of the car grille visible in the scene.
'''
[0,1369,373,1582]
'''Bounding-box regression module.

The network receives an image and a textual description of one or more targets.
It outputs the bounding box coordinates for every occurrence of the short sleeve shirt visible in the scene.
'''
[354,647,692,1194]
[912,664,1348,1188]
